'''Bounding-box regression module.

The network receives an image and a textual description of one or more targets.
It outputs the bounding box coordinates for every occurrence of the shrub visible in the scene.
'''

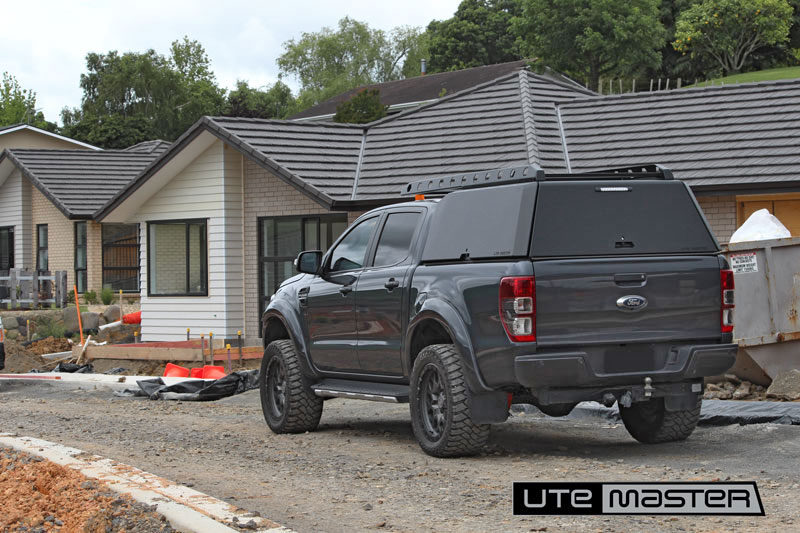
[83,290,98,305]
[36,317,66,339]
[67,291,75,304]
[100,287,116,305]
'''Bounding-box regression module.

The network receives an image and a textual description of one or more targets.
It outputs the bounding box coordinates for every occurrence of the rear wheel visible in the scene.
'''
[259,339,323,433]
[410,344,490,457]
[620,396,701,444]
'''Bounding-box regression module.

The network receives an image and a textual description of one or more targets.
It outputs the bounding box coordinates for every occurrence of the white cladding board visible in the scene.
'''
[0,170,31,268]
[134,141,244,341]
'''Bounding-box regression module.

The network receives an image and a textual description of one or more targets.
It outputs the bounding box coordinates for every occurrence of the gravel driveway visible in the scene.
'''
[1,382,798,532]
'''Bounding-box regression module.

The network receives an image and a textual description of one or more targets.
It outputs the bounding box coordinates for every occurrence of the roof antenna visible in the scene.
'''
[421,59,427,76]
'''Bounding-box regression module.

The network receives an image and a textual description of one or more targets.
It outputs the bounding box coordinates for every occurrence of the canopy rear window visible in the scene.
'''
[531,180,719,257]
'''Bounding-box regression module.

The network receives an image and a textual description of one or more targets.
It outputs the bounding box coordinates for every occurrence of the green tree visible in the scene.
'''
[674,0,793,74]
[61,37,225,148]
[427,0,524,73]
[515,0,666,91]
[0,73,55,130]
[333,89,388,123]
[278,17,426,109]
[224,80,297,119]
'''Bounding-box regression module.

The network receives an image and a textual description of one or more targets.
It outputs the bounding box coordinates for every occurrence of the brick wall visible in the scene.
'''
[30,188,107,292]
[31,187,74,288]
[697,195,737,244]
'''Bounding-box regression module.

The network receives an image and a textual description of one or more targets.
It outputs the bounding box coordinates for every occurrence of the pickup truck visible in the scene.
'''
[259,164,737,457]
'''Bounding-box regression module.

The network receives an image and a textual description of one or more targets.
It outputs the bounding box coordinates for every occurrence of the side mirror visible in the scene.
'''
[294,250,322,274]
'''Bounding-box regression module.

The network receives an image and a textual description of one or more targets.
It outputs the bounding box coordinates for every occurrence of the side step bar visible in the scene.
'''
[311,379,410,403]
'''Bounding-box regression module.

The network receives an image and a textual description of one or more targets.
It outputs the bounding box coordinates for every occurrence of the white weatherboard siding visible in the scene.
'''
[0,170,32,268]
[133,141,244,341]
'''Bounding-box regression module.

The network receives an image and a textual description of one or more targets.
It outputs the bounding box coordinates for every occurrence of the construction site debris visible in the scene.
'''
[766,370,800,401]
[704,375,769,401]
[119,370,260,401]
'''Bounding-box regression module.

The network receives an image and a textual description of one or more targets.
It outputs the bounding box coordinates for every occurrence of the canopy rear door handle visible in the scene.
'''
[614,273,647,287]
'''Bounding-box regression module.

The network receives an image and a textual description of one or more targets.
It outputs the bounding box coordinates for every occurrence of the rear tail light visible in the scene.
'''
[500,276,536,342]
[721,269,735,333]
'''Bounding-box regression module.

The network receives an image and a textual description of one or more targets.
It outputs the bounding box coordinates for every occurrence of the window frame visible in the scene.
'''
[368,209,425,269]
[0,226,14,270]
[257,213,348,316]
[325,215,381,274]
[36,224,48,272]
[102,223,141,293]
[146,219,208,297]
[74,221,87,293]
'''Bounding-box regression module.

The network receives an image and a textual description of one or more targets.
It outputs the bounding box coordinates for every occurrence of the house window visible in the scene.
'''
[74,222,87,293]
[102,224,140,292]
[36,224,48,272]
[258,214,348,315]
[147,220,207,296]
[0,227,13,270]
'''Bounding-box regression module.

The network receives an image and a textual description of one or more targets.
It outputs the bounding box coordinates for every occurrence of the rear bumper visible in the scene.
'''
[514,343,737,389]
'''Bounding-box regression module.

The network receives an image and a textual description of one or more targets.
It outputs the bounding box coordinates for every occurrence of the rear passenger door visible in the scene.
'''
[355,210,424,375]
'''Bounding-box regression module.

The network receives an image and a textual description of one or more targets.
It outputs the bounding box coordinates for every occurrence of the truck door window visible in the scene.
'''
[329,217,378,272]
[373,212,421,267]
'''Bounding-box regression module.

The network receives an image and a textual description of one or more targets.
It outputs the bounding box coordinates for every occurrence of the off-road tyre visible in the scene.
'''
[620,396,701,444]
[259,339,323,434]
[410,344,491,457]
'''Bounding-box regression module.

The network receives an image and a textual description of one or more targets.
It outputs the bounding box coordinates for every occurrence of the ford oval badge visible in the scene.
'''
[617,295,648,312]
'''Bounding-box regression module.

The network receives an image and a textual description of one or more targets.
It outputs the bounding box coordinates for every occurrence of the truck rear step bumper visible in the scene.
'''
[514,343,737,388]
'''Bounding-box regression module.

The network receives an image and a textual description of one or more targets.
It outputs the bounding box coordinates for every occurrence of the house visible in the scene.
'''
[289,60,550,122]
[0,124,99,152]
[0,141,170,294]
[94,71,800,344]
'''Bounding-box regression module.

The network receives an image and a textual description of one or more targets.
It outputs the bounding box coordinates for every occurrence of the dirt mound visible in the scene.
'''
[0,446,174,532]
[28,337,73,356]
[1,340,47,373]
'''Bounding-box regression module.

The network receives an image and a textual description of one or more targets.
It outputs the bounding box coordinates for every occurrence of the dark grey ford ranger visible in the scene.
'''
[259,164,737,457]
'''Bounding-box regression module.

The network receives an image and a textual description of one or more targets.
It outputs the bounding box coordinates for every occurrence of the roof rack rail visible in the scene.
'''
[400,163,672,196]
[547,164,674,181]
[402,165,545,196]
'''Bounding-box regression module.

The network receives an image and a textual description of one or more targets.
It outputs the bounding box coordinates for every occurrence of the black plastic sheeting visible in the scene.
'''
[533,399,800,426]
[0,343,5,371]
[117,370,260,401]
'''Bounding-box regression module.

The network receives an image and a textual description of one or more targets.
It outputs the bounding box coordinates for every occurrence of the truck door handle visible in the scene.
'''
[384,278,400,291]
[339,285,353,296]
[614,273,647,287]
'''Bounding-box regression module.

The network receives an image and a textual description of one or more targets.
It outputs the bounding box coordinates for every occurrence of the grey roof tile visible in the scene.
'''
[2,148,162,217]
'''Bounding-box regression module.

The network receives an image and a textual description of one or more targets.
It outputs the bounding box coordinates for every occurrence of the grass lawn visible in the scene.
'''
[686,66,800,88]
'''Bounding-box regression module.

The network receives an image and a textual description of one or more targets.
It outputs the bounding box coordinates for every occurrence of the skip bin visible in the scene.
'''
[726,236,800,379]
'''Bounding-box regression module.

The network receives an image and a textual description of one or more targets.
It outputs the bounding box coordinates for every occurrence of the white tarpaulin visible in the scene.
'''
[730,208,792,243]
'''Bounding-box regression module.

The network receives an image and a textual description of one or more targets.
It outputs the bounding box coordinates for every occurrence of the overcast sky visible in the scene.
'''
[3,0,461,125]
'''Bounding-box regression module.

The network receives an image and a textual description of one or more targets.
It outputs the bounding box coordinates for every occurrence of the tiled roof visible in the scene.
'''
[556,80,800,190]
[289,60,533,120]
[102,73,800,217]
[124,140,171,155]
[1,148,164,218]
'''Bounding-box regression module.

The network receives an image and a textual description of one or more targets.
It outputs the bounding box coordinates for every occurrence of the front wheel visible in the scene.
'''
[410,344,490,457]
[620,396,701,444]
[259,339,323,434]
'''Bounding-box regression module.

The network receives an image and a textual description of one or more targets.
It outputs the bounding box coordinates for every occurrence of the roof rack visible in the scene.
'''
[400,163,673,196]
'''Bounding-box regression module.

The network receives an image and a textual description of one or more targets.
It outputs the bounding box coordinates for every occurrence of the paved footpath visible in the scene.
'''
[1,382,798,532]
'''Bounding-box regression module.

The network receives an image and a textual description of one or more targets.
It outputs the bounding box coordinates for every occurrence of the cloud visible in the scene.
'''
[2,0,460,124]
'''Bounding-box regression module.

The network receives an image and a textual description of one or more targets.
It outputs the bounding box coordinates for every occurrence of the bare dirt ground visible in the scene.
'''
[0,446,174,532]
[1,383,798,532]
